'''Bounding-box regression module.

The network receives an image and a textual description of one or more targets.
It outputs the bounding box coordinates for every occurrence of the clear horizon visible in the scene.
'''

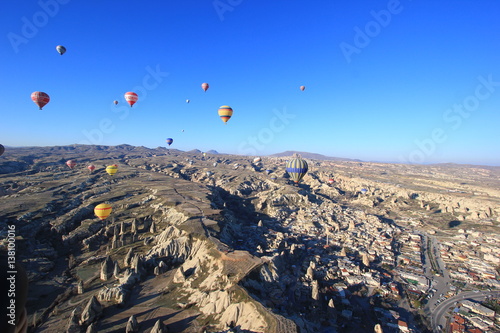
[2,1,499,166]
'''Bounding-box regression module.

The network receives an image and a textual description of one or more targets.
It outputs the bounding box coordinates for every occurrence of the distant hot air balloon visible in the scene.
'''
[166,138,173,146]
[113,100,118,105]
[253,157,262,163]
[106,165,118,176]
[94,203,112,220]
[218,105,233,124]
[124,92,138,107]
[31,91,50,110]
[213,162,218,167]
[66,160,76,169]
[181,129,185,132]
[87,164,96,173]
[300,85,305,91]
[0,144,4,157]
[328,178,335,185]
[285,155,308,184]
[201,83,209,92]
[56,45,66,55]
[186,99,190,103]
[203,152,207,158]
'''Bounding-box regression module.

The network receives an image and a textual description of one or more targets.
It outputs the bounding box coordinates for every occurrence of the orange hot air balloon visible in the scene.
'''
[218,105,233,124]
[94,203,112,220]
[66,160,76,169]
[87,164,96,173]
[124,92,138,107]
[31,91,50,110]
[201,83,209,92]
[300,86,305,91]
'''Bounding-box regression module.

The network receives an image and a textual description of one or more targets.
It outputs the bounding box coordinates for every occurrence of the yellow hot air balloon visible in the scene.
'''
[218,105,233,124]
[106,165,118,176]
[94,203,112,220]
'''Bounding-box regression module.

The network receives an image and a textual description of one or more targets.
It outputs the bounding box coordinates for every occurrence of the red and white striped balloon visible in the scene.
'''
[124,92,138,107]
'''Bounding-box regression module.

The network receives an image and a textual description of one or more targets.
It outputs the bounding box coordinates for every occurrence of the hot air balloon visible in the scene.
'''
[218,105,233,124]
[285,155,308,184]
[66,160,76,169]
[106,165,118,176]
[253,157,262,163]
[0,144,4,157]
[300,86,305,91]
[56,45,66,55]
[201,83,209,92]
[213,162,218,167]
[94,203,112,220]
[328,178,335,185]
[166,138,173,146]
[124,92,138,107]
[31,91,50,110]
[186,99,190,103]
[87,165,96,173]
[113,100,118,105]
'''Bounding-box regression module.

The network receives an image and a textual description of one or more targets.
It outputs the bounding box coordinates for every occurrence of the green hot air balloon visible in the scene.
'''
[285,154,308,184]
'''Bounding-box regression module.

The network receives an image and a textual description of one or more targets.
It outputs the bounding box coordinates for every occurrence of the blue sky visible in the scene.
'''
[1,1,499,165]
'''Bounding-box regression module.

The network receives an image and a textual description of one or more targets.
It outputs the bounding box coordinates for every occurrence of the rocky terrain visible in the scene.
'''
[0,144,499,333]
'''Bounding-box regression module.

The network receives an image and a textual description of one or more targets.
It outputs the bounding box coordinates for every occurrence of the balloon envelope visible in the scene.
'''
[328,178,335,184]
[201,83,209,92]
[87,165,96,172]
[300,86,305,91]
[56,45,66,55]
[94,203,112,220]
[113,100,118,105]
[253,157,262,163]
[286,157,308,183]
[186,99,190,103]
[218,105,233,124]
[106,165,118,176]
[31,91,50,110]
[124,92,138,107]
[66,160,76,169]
[166,138,173,146]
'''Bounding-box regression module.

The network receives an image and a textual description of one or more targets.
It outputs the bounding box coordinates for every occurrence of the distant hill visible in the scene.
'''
[269,151,362,162]
[205,150,220,155]
[186,149,202,154]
